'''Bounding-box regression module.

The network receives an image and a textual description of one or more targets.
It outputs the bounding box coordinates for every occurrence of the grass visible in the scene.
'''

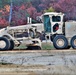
[41,42,55,50]
[14,45,27,50]
[14,41,55,50]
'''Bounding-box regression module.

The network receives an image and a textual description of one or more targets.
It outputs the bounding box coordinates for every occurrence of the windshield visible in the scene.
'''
[43,15,51,33]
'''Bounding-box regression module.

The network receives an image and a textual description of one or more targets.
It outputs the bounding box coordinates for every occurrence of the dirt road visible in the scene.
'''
[0,49,76,75]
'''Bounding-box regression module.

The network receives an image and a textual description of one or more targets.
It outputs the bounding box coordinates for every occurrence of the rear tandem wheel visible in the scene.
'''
[53,35,68,49]
[70,35,76,49]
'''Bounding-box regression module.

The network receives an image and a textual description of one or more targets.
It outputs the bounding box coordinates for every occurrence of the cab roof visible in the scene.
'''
[43,12,64,16]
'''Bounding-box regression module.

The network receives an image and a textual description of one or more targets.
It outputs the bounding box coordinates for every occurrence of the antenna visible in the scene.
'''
[9,0,13,25]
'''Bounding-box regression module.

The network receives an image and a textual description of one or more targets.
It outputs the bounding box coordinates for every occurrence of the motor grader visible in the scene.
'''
[0,12,76,50]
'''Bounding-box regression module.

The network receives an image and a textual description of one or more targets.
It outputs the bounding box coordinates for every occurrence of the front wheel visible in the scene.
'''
[9,40,14,50]
[53,35,68,49]
[70,35,76,49]
[0,37,10,50]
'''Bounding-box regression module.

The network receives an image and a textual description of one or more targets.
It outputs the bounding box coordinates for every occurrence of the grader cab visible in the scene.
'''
[42,12,76,49]
[42,12,64,34]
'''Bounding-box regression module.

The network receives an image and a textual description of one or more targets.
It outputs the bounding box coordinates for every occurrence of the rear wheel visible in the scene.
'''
[53,35,68,49]
[0,37,10,50]
[70,35,76,49]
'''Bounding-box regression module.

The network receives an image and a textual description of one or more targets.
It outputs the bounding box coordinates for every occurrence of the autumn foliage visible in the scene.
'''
[0,0,76,27]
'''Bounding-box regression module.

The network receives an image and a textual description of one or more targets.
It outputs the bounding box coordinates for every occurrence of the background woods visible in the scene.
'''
[0,0,76,27]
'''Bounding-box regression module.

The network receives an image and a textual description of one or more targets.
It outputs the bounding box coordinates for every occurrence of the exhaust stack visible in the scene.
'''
[27,17,32,24]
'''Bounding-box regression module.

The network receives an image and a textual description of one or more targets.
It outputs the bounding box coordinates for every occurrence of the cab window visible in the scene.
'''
[52,16,61,22]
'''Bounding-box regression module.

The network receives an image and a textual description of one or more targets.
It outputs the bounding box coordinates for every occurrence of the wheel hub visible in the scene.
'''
[0,40,6,48]
[56,39,64,47]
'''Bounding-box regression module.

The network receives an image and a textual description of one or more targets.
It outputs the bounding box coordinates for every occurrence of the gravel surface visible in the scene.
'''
[0,50,76,75]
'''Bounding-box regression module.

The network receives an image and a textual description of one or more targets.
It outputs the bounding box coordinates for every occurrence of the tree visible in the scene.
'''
[0,17,9,27]
[26,6,37,19]
[52,0,76,20]
[44,7,55,12]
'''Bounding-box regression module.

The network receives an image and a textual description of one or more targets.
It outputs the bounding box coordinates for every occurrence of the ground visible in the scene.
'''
[0,50,76,75]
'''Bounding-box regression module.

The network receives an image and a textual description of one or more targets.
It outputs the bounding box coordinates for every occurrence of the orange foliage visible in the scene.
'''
[4,5,10,12]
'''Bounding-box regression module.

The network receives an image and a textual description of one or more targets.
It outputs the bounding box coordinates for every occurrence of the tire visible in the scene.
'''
[0,37,10,50]
[53,35,68,49]
[9,40,14,50]
[70,35,76,49]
